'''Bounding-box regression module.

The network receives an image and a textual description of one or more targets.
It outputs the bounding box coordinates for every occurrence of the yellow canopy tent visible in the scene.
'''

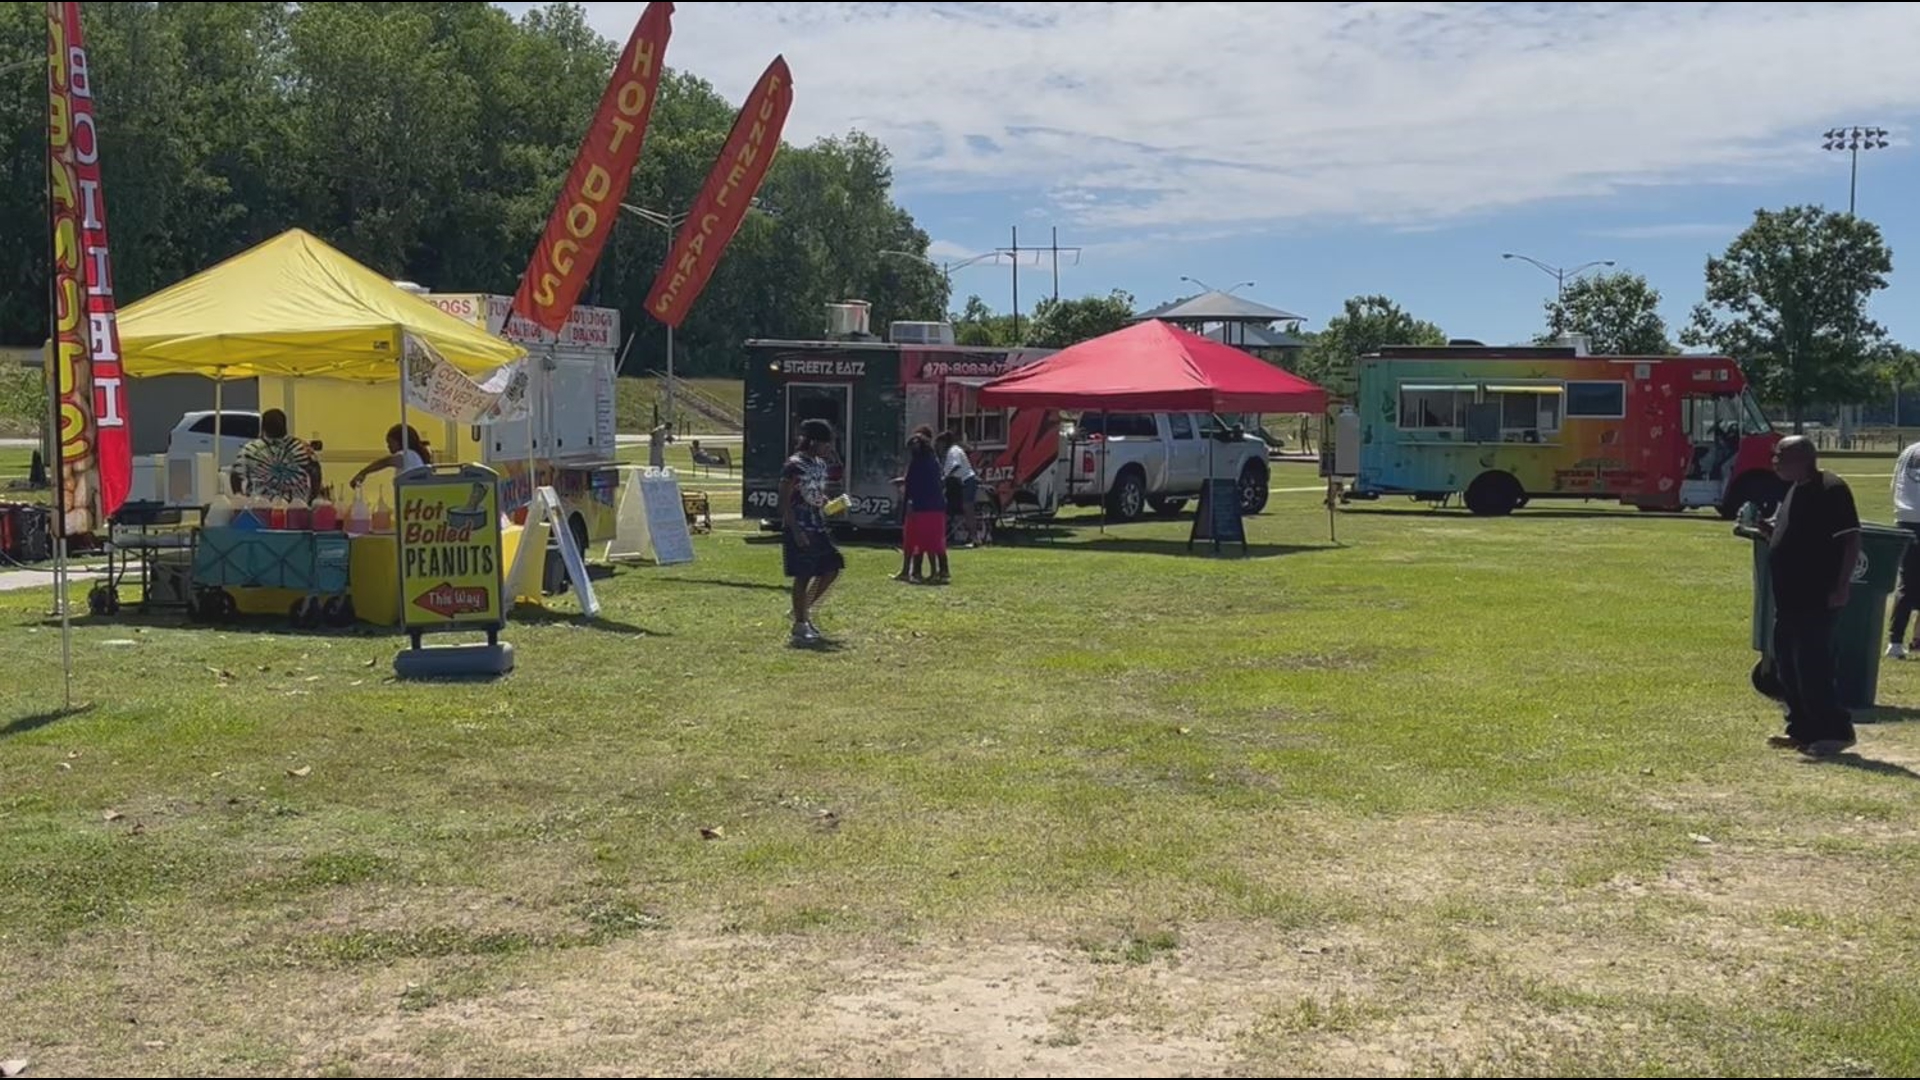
[115,229,537,628]
[118,228,524,381]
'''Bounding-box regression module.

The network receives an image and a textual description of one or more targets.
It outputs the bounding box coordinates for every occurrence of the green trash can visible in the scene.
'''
[1741,521,1911,709]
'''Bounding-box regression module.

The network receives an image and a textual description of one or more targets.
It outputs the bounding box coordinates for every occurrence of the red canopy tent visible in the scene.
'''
[978,320,1336,543]
[977,319,1327,413]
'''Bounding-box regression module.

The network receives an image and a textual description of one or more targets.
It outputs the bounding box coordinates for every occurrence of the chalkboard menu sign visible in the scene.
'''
[1188,478,1247,555]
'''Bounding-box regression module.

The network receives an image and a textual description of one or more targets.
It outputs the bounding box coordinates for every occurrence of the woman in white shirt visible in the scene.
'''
[350,423,434,489]
[937,430,984,546]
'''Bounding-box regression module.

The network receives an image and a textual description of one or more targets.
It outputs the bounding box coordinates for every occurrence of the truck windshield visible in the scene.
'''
[1739,389,1772,436]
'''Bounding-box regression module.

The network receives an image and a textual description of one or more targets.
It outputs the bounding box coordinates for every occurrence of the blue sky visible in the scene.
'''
[506,1,1920,346]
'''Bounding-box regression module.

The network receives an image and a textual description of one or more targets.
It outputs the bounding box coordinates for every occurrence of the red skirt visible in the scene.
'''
[904,509,948,557]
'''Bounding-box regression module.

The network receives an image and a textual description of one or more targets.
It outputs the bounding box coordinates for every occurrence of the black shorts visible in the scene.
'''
[782,530,845,579]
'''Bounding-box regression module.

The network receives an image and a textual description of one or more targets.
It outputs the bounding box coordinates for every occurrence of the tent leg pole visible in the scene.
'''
[395,332,409,629]
[214,376,224,498]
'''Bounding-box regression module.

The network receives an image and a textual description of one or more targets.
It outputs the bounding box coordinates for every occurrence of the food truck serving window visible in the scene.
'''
[945,380,1009,448]
[1565,381,1626,419]
[1399,384,1474,431]
[1485,384,1563,438]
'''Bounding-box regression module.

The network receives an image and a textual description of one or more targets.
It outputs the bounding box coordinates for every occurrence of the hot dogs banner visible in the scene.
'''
[512,2,793,340]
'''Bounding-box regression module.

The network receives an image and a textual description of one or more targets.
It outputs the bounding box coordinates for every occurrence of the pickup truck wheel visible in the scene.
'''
[1238,463,1271,515]
[1149,496,1188,517]
[1107,469,1147,522]
[1464,471,1523,517]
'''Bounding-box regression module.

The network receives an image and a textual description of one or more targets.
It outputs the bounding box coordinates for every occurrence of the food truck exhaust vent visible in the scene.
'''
[825,300,873,339]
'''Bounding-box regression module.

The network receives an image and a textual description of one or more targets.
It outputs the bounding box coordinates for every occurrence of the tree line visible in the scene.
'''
[0,1,946,378]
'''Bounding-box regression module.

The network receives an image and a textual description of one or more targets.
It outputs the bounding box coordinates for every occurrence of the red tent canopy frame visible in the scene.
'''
[977,319,1327,413]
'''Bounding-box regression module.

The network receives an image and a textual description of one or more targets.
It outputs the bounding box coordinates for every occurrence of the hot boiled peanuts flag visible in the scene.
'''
[46,0,131,536]
[644,56,793,328]
[511,2,673,334]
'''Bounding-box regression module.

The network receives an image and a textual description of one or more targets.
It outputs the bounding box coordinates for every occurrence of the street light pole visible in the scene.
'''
[1500,253,1615,303]
[1823,126,1889,215]
[620,203,690,428]
[878,249,1008,286]
[878,249,1009,321]
[1179,275,1255,296]
[1820,127,1889,448]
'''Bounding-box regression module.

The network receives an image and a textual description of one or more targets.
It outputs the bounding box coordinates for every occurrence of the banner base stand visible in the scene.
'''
[395,641,515,680]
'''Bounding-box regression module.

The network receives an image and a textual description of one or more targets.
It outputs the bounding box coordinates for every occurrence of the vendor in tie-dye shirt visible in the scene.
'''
[230,409,321,502]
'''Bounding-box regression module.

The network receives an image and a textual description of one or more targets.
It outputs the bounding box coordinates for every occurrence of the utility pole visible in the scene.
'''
[1048,226,1082,304]
[1008,226,1020,340]
[994,225,1077,340]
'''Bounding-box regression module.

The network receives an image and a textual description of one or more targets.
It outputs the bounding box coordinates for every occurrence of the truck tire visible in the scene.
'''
[1149,496,1188,517]
[1107,468,1148,522]
[1464,471,1523,517]
[1238,462,1271,515]
[1719,471,1785,521]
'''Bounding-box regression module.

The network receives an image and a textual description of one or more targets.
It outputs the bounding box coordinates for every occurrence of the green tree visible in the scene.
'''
[1682,206,1893,431]
[1877,346,1920,430]
[1299,295,1447,394]
[0,361,41,437]
[1541,272,1673,354]
[0,1,950,394]
[950,295,1018,347]
[1026,289,1134,348]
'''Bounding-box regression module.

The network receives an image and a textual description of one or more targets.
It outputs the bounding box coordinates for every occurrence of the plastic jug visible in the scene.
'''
[268,496,290,530]
[371,494,393,534]
[205,493,235,529]
[310,495,337,532]
[286,496,311,531]
[232,496,262,532]
[344,491,371,537]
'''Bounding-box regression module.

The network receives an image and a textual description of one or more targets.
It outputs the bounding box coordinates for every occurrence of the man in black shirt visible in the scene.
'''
[1762,436,1861,756]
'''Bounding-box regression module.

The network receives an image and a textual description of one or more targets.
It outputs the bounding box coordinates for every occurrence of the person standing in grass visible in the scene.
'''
[939,430,983,547]
[1761,436,1861,757]
[1886,435,1920,658]
[782,419,845,645]
[899,431,950,584]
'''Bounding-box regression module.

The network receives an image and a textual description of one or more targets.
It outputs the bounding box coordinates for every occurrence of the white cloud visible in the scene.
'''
[501,2,1920,234]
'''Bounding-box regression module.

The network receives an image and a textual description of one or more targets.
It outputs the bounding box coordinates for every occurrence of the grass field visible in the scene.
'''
[613,376,745,436]
[4,464,1920,1075]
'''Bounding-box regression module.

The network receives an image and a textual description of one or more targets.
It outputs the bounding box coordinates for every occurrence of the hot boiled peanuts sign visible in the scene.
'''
[397,465,506,633]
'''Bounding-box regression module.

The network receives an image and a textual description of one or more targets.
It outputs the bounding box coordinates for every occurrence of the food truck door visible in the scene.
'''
[786,382,852,489]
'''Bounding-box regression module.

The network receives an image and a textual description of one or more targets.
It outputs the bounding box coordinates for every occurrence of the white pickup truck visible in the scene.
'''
[1059,412,1271,522]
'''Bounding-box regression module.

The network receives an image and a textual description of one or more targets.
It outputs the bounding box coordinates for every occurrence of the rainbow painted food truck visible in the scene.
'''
[742,305,1057,529]
[1333,343,1782,517]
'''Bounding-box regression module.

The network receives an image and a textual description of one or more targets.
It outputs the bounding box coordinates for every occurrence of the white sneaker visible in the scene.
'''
[1888,643,1908,660]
